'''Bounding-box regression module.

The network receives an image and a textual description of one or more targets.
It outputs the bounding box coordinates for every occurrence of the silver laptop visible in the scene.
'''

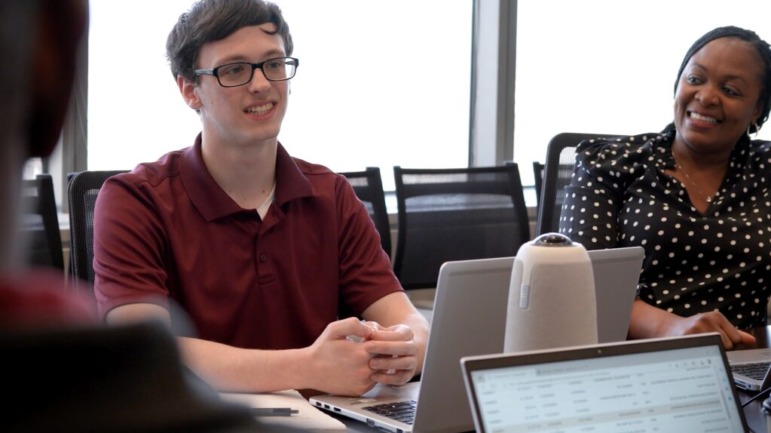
[727,347,771,391]
[310,246,644,433]
[461,333,748,433]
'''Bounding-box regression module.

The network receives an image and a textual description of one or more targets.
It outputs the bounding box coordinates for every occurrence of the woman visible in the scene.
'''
[560,26,771,349]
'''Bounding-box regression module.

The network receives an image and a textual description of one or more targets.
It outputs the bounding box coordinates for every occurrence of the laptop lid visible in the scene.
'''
[311,255,514,433]
[411,246,644,433]
[461,333,748,433]
[586,247,644,343]
[310,247,644,433]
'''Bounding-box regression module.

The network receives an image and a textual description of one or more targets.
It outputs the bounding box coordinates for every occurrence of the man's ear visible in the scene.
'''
[178,75,203,110]
[26,0,88,158]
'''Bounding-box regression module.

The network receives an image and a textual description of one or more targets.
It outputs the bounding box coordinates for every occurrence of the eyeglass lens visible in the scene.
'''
[218,58,296,86]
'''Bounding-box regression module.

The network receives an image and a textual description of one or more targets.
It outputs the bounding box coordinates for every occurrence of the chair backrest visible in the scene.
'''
[535,132,621,236]
[532,161,545,207]
[340,167,392,258]
[68,170,128,286]
[392,164,530,290]
[20,173,64,270]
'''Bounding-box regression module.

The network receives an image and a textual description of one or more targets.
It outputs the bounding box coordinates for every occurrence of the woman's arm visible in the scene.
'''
[627,299,755,349]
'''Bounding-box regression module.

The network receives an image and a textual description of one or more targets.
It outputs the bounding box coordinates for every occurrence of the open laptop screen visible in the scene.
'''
[461,333,747,433]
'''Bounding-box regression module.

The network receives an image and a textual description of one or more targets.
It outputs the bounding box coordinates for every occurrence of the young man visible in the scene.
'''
[94,0,429,397]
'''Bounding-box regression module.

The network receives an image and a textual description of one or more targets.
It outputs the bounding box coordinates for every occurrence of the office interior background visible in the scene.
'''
[36,0,771,211]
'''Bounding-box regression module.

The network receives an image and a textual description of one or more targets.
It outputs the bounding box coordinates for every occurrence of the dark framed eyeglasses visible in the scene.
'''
[194,56,299,87]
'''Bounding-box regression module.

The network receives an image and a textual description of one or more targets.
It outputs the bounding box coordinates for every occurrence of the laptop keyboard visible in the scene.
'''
[731,362,771,380]
[363,400,417,425]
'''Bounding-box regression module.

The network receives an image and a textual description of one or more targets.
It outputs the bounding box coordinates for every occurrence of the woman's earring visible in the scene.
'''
[748,121,761,137]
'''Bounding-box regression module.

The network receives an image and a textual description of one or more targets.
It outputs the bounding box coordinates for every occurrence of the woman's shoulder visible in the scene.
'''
[575,132,668,166]
[576,132,665,152]
[748,138,771,155]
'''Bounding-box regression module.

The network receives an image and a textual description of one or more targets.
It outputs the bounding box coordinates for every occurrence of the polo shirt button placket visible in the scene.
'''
[259,252,267,263]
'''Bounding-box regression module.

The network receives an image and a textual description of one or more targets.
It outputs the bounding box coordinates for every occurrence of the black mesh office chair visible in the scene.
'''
[535,132,622,236]
[392,164,530,292]
[20,173,64,270]
[340,167,392,258]
[68,170,128,287]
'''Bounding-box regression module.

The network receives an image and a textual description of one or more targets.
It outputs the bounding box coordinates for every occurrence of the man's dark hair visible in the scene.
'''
[166,0,293,83]
[674,26,771,133]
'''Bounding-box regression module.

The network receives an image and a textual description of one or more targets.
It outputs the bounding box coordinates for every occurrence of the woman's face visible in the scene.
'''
[674,37,764,155]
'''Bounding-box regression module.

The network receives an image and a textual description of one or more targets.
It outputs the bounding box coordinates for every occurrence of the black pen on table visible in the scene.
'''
[251,407,299,417]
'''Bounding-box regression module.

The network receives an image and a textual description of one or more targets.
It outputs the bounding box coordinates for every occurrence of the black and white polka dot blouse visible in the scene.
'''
[559,128,771,329]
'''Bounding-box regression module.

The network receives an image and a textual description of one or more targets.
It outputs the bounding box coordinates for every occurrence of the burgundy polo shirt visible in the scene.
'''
[93,137,401,349]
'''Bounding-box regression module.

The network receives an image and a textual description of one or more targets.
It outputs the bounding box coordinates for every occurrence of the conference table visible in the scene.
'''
[737,325,771,433]
[327,325,771,433]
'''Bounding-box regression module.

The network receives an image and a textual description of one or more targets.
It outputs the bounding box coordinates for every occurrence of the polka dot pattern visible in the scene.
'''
[559,131,771,329]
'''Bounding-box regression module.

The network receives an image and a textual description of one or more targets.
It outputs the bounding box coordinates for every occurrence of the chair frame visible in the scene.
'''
[532,160,545,207]
[536,132,621,236]
[339,167,392,257]
[68,170,128,285]
[21,173,64,270]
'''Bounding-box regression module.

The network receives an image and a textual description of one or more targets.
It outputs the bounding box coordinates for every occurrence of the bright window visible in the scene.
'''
[514,0,771,186]
[87,0,473,190]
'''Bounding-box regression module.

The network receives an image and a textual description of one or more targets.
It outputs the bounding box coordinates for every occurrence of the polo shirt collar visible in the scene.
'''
[180,134,313,222]
[274,142,314,206]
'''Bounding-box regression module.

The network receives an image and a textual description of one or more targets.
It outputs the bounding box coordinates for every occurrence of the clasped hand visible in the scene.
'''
[309,317,419,396]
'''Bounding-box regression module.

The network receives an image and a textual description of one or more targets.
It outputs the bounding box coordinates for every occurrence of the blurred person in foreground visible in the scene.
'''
[0,0,93,326]
[1,2,261,431]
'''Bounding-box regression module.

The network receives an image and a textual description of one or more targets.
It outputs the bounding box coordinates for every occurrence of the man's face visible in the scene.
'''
[182,23,290,149]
